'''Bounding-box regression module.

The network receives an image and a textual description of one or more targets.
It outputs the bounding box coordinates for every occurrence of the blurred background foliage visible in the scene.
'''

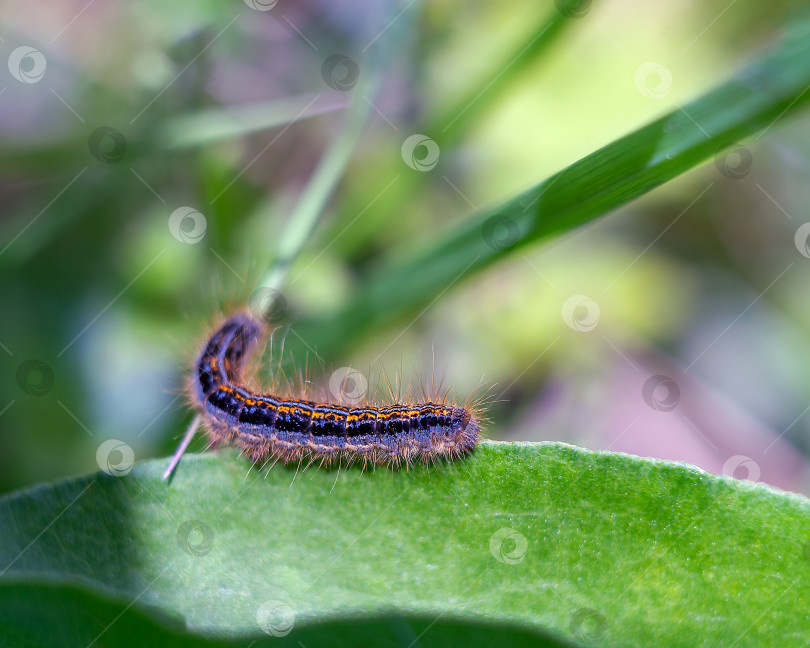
[2,0,810,495]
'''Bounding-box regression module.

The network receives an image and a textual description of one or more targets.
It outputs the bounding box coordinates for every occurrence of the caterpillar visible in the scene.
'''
[188,312,481,469]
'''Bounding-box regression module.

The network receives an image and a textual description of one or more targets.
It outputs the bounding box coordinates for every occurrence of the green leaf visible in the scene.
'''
[1,442,808,647]
[286,19,810,361]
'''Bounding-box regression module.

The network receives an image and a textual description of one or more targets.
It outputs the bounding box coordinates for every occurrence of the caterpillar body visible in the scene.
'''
[190,312,481,468]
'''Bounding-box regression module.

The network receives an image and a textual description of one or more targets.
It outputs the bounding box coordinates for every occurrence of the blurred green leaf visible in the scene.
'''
[289,19,810,361]
[1,442,808,647]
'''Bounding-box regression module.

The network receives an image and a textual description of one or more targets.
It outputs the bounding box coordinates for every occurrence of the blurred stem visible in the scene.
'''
[253,0,421,297]
[159,94,349,150]
[255,77,375,295]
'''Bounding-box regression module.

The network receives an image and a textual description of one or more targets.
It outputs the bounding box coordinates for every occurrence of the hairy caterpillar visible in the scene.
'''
[187,312,481,469]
